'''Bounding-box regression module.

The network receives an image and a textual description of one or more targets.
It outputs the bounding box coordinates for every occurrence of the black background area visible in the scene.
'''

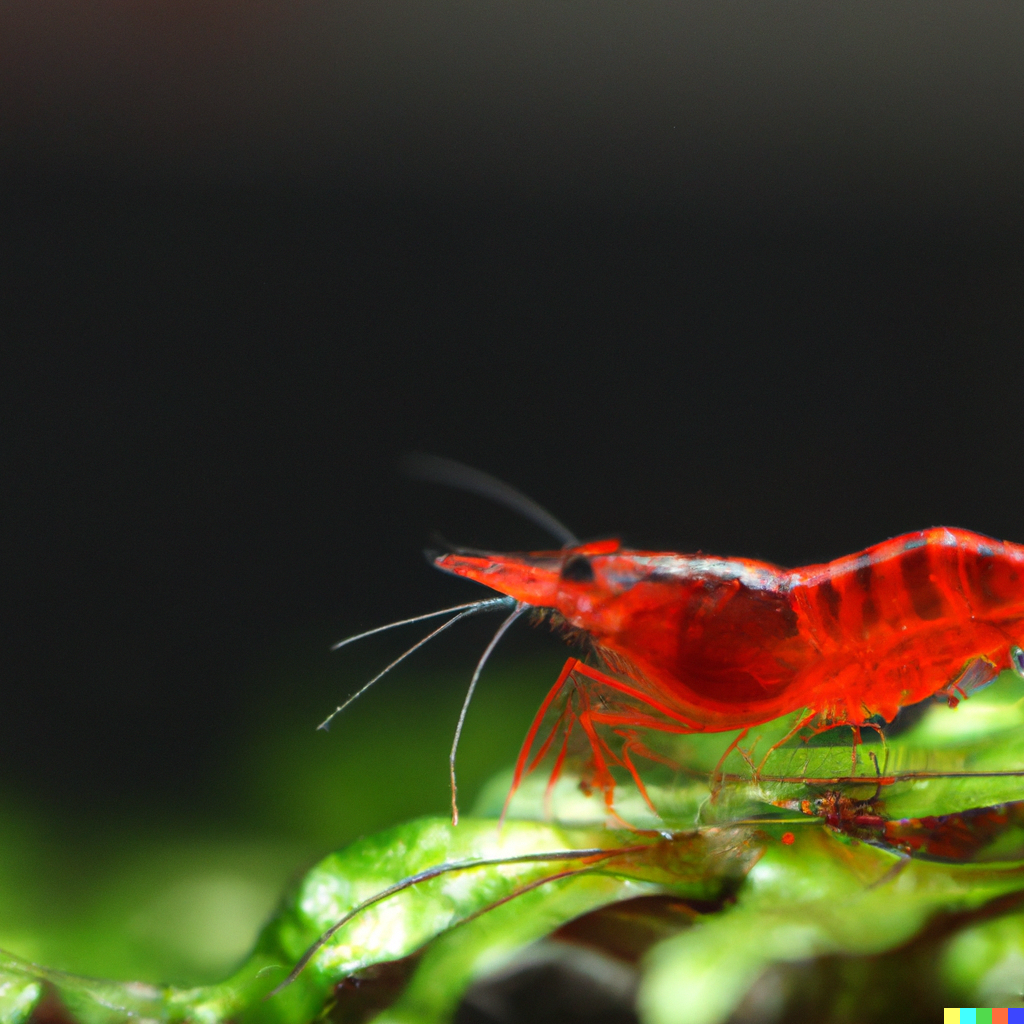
[1,1,1022,821]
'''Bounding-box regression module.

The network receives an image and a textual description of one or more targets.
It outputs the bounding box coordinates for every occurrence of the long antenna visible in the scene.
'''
[319,602,509,731]
[449,602,528,825]
[331,597,514,651]
[402,453,580,548]
[266,844,644,997]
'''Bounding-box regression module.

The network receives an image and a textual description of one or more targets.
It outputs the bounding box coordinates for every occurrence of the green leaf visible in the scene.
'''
[0,970,42,1024]
[367,874,660,1024]
[941,910,1024,1008]
[7,817,755,1024]
[6,666,1024,1024]
[365,825,763,1024]
[638,826,1024,1024]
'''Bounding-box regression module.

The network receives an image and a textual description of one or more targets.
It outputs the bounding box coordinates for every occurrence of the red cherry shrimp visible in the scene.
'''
[321,457,1024,825]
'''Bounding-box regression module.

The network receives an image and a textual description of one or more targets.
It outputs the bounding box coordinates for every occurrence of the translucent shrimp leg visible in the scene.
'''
[504,657,704,821]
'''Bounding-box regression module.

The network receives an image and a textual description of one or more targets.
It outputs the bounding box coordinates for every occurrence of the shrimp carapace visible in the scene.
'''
[434,527,1024,813]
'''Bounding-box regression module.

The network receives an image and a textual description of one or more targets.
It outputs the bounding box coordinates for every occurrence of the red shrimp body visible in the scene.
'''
[435,528,1024,734]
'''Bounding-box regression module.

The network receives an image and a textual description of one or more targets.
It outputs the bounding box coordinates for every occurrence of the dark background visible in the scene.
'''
[1,2,1023,835]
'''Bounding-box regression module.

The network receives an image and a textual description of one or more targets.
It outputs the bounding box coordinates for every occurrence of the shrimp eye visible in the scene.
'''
[1011,646,1024,680]
[561,554,595,583]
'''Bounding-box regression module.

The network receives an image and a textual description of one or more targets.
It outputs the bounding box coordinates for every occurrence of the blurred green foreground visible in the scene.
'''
[4,654,1024,1024]
[0,657,558,986]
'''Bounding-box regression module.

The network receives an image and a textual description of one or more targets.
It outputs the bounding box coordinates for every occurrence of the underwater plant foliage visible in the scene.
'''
[2,667,1024,1024]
